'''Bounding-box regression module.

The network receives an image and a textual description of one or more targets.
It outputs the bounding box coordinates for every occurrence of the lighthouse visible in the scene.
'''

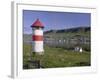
[31,19,44,55]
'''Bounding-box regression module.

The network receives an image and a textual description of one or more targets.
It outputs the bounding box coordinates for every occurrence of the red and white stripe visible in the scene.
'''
[32,29,44,52]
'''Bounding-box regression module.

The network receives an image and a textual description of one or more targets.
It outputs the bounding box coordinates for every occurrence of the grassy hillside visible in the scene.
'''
[44,31,90,39]
[44,26,90,36]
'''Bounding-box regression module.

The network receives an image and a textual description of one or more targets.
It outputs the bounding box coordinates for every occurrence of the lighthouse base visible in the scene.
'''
[32,51,44,55]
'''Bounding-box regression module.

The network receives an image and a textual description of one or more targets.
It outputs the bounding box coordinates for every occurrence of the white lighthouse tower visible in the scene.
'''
[31,19,44,55]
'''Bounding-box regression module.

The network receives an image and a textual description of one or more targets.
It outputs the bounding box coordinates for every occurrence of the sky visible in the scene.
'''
[23,10,91,34]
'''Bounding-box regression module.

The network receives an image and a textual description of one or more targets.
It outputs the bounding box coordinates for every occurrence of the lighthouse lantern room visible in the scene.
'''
[31,19,44,55]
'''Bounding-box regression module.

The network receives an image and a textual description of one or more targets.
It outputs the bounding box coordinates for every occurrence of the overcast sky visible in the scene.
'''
[23,10,91,34]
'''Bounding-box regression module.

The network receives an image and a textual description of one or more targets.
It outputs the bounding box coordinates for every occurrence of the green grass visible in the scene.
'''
[23,43,91,69]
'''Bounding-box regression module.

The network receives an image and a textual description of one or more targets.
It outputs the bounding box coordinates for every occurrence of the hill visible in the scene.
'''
[44,26,90,39]
[44,26,90,34]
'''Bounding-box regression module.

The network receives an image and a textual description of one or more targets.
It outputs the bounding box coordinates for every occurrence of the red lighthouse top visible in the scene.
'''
[31,19,44,28]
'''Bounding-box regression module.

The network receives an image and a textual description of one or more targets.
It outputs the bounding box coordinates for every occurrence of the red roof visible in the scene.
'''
[31,19,44,28]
